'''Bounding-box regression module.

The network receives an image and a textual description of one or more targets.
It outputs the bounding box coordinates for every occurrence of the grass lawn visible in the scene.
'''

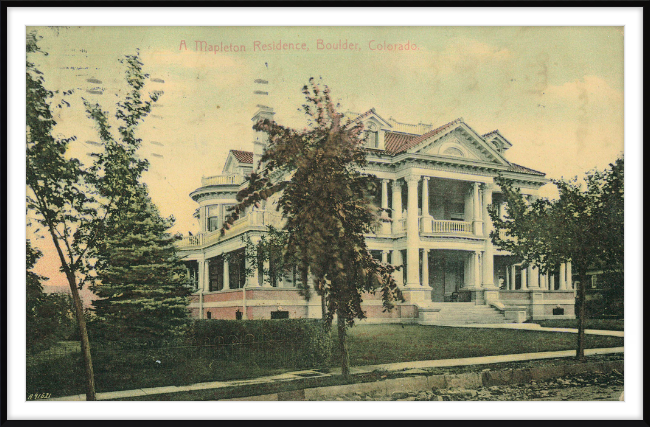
[532,318,624,331]
[28,325,624,398]
[331,324,624,366]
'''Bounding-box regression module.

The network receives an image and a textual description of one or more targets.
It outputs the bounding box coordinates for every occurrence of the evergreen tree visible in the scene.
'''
[84,52,190,343]
[90,187,191,342]
[222,78,403,378]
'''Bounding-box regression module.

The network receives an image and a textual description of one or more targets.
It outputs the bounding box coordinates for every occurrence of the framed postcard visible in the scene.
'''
[6,5,643,422]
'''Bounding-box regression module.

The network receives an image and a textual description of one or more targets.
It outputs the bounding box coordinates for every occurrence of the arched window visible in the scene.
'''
[365,122,379,148]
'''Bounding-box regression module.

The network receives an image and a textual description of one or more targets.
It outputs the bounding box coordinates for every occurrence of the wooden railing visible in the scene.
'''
[176,210,286,249]
[201,174,245,187]
[430,219,472,234]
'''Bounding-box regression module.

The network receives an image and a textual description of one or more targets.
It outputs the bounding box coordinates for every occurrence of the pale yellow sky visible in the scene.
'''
[27,26,624,290]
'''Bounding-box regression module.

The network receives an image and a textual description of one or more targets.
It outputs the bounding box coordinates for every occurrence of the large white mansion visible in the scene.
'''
[177,108,576,324]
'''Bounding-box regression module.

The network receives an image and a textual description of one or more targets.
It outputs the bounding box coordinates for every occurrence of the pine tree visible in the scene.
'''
[84,52,190,343]
[90,187,191,342]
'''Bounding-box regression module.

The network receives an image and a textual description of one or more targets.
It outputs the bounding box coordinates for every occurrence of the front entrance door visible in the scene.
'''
[430,251,465,302]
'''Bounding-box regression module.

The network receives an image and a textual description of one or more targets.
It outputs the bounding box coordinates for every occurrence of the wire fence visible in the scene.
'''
[27,333,319,398]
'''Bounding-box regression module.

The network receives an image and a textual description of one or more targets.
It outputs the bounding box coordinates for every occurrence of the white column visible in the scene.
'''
[566,261,573,289]
[381,179,391,234]
[262,257,272,287]
[392,180,402,233]
[392,249,403,287]
[506,265,510,290]
[406,176,420,287]
[559,263,567,290]
[529,265,539,288]
[197,259,207,294]
[422,177,430,217]
[422,249,429,287]
[381,250,388,264]
[247,245,261,288]
[421,177,432,233]
[540,272,547,290]
[472,251,481,288]
[549,273,555,291]
[472,183,483,236]
[520,265,528,290]
[223,257,230,290]
[482,185,495,288]
[510,265,517,290]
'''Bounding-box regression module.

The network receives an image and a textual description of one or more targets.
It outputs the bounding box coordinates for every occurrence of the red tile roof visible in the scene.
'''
[507,163,545,176]
[231,149,253,164]
[385,118,464,154]
[384,132,417,154]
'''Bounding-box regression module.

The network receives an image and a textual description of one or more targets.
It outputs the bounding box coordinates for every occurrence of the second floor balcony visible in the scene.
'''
[177,210,285,250]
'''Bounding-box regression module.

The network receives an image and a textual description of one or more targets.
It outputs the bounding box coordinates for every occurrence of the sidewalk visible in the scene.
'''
[47,343,624,401]
[438,323,624,338]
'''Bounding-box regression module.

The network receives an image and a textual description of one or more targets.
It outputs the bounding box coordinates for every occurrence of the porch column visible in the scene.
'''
[510,265,517,290]
[528,265,539,288]
[559,263,567,289]
[381,250,388,264]
[472,182,483,236]
[392,249,403,287]
[198,259,207,293]
[567,261,573,289]
[381,179,391,234]
[549,273,555,291]
[392,180,403,234]
[505,265,510,290]
[247,244,261,288]
[540,272,547,290]
[422,249,430,287]
[406,175,420,287]
[473,251,481,288]
[262,257,272,287]
[482,185,495,288]
[223,257,230,290]
[520,265,528,290]
[421,177,432,233]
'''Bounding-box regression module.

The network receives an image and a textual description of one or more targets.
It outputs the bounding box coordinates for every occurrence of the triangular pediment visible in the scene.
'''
[409,122,510,165]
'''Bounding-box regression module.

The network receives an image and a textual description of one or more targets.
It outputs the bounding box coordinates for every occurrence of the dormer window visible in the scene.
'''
[365,122,380,148]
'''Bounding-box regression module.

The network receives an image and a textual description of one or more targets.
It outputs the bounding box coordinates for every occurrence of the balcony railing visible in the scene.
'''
[177,210,286,249]
[427,219,472,234]
[201,174,246,187]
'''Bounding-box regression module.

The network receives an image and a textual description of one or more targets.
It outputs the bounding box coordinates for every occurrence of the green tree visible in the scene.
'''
[488,157,624,360]
[222,78,403,378]
[26,32,99,400]
[84,53,191,343]
[26,240,74,353]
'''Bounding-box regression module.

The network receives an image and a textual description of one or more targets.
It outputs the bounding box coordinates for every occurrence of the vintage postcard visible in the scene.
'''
[13,9,638,421]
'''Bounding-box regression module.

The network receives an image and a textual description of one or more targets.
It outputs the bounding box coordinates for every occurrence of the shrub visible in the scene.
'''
[184,319,332,369]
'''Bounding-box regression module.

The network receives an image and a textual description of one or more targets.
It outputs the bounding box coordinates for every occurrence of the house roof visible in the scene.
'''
[384,118,464,154]
[507,163,545,176]
[482,129,514,148]
[230,149,253,164]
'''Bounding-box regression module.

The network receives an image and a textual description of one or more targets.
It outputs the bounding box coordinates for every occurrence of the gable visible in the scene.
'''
[408,122,510,165]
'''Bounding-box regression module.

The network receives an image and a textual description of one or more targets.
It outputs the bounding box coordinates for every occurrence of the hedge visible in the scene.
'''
[184,318,333,369]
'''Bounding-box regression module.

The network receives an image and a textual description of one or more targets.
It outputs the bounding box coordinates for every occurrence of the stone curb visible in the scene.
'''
[226,360,624,401]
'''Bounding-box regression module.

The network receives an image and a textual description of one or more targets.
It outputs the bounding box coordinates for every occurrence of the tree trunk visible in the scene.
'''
[321,292,327,321]
[337,309,350,380]
[576,271,588,362]
[66,271,97,400]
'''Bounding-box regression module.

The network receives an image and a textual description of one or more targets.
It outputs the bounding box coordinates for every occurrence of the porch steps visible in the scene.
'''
[418,303,508,325]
